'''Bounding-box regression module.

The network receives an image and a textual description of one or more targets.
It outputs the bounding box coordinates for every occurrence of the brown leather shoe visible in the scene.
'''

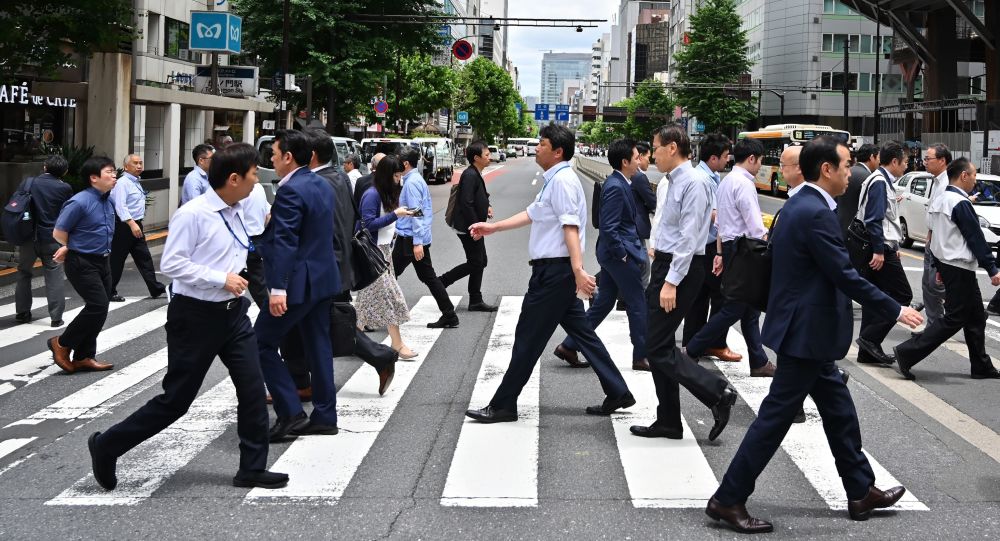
[72,358,113,372]
[265,393,273,405]
[297,386,312,402]
[48,336,74,373]
[847,485,906,521]
[377,364,395,396]
[705,347,743,362]
[749,361,776,377]
[632,358,651,371]
[554,344,590,368]
[705,497,773,534]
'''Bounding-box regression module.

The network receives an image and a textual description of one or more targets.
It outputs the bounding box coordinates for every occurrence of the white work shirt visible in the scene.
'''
[161,189,249,302]
[803,182,838,210]
[278,166,305,188]
[716,165,767,242]
[653,160,713,285]
[525,161,587,260]
[241,183,270,236]
[787,182,805,198]
[648,175,671,249]
[348,168,363,192]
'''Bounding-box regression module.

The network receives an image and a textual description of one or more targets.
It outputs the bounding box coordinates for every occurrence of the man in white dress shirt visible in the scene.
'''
[108,153,166,302]
[87,143,287,491]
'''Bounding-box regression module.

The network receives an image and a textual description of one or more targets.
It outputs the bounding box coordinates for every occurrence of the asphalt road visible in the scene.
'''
[1,156,999,540]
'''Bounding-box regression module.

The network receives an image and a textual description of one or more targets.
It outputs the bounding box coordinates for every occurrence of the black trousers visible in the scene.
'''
[245,235,269,311]
[439,233,488,304]
[61,251,112,360]
[97,295,269,471]
[647,253,729,431]
[489,260,630,411]
[110,219,165,296]
[713,355,875,505]
[857,249,912,347]
[896,262,995,374]
[392,238,455,315]
[682,242,727,349]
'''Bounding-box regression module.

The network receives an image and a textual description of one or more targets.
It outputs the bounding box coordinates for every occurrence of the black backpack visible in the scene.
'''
[2,177,36,244]
[591,179,603,228]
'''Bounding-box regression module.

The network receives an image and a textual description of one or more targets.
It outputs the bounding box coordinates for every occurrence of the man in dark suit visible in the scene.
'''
[352,153,383,208]
[255,129,342,441]
[630,141,657,258]
[705,136,923,534]
[439,140,498,311]
[556,138,649,371]
[838,143,878,236]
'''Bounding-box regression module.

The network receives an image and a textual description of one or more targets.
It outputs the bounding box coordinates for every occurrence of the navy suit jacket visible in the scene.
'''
[630,170,657,240]
[762,185,899,361]
[596,171,644,263]
[260,167,341,305]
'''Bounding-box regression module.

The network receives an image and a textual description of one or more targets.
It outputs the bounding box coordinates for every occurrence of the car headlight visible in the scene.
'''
[979,215,991,228]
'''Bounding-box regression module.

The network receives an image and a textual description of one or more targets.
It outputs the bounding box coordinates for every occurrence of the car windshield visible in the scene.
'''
[973,180,1000,205]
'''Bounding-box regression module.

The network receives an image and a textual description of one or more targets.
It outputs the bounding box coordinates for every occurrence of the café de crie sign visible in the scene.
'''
[0,83,77,108]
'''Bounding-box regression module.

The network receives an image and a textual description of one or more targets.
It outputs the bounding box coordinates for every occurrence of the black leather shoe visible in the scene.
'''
[856,338,894,366]
[629,423,682,439]
[709,387,738,441]
[971,368,1000,379]
[110,294,126,302]
[268,411,308,442]
[468,301,499,312]
[632,358,651,371]
[14,312,31,323]
[554,344,590,368]
[706,497,773,534]
[893,346,916,380]
[88,432,118,490]
[586,392,636,415]
[51,319,64,327]
[427,313,460,328]
[987,304,1000,317]
[233,469,289,489]
[465,405,518,423]
[793,408,806,423]
[291,421,339,435]
[150,289,167,300]
[838,367,850,385]
[847,485,906,521]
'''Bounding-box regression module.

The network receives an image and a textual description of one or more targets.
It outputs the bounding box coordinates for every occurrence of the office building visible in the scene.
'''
[540,53,591,106]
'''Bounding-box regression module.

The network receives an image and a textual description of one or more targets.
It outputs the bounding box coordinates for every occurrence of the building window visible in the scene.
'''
[824,0,856,15]
[165,17,196,62]
[821,72,859,90]
[822,34,861,53]
[968,0,985,18]
[880,73,903,93]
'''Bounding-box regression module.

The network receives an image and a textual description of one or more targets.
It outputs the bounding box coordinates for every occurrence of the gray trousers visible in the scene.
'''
[15,239,65,321]
[922,249,946,328]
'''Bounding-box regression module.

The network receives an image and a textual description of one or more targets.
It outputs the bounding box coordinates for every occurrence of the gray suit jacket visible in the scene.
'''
[315,166,355,292]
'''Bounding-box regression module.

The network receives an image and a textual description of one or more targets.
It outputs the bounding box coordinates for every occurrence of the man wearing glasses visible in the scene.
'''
[180,144,215,205]
[918,144,952,329]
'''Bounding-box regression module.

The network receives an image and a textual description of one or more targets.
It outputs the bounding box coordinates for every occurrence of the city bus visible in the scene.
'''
[737,124,851,196]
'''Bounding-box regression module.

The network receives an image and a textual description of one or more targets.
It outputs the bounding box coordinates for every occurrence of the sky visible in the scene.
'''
[505,0,616,99]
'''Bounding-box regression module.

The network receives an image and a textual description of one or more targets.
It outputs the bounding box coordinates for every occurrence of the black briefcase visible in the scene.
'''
[720,235,772,312]
[330,302,358,357]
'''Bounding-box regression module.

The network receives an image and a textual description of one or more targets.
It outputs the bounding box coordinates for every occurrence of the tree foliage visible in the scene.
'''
[0,1,134,78]
[360,53,458,129]
[672,0,756,133]
[611,80,676,141]
[454,57,521,142]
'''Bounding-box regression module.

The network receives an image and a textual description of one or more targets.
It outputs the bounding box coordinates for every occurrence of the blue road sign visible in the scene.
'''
[534,103,550,121]
[696,120,705,133]
[437,26,452,45]
[189,11,242,54]
[515,102,522,115]
[555,104,570,122]
[457,111,469,124]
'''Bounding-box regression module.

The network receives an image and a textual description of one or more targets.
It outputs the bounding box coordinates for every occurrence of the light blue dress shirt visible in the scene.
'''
[396,169,433,245]
[111,171,147,221]
[525,161,587,260]
[55,187,115,255]
[697,160,721,243]
[181,167,210,205]
[653,160,713,285]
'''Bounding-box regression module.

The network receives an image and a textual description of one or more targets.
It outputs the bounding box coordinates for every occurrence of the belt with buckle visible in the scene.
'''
[529,257,570,267]
[173,294,242,310]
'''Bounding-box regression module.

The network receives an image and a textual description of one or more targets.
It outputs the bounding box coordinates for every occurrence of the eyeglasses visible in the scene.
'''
[101,168,116,175]
[779,163,798,168]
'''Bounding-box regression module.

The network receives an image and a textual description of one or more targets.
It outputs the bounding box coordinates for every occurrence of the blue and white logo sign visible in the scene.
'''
[534,103,550,121]
[456,111,469,124]
[555,104,570,122]
[189,11,242,54]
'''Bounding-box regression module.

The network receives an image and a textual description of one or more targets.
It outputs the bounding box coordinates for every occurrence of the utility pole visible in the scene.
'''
[280,0,290,129]
[843,36,850,132]
[874,1,882,144]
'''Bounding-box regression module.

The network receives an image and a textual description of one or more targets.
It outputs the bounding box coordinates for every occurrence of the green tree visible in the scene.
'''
[672,0,756,133]
[362,53,457,130]
[454,57,520,142]
[618,80,676,141]
[0,1,134,78]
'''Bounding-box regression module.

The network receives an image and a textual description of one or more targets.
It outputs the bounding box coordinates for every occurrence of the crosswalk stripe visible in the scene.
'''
[0,297,142,350]
[0,438,36,462]
[246,296,460,503]
[719,327,928,511]
[0,303,169,398]
[441,296,538,507]
[0,298,55,319]
[596,311,719,508]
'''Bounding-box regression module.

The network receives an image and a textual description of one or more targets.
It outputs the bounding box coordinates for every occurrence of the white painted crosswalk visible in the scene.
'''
[0,294,944,512]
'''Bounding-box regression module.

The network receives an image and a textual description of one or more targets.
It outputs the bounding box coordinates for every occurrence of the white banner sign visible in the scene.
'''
[194,66,259,97]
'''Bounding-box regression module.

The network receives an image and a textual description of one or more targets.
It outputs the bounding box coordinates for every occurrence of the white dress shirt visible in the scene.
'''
[525,161,587,260]
[653,160,713,285]
[787,182,805,198]
[648,175,671,249]
[803,182,837,210]
[347,168,363,193]
[241,183,270,236]
[161,189,248,302]
[716,165,767,242]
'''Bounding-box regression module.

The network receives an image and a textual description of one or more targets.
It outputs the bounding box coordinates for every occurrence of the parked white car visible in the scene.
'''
[893,171,1000,248]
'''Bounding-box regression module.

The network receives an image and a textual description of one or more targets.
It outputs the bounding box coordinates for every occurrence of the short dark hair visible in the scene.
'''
[878,141,905,166]
[698,133,732,161]
[192,144,214,163]
[732,138,764,164]
[401,146,422,169]
[273,129,312,166]
[208,143,258,189]
[855,143,878,163]
[635,141,651,156]
[466,141,488,163]
[800,136,847,182]
[307,129,335,165]
[607,138,637,171]
[652,124,691,158]
[947,157,973,182]
[346,153,361,169]
[80,156,115,184]
[373,155,404,211]
[927,143,952,165]
[43,155,69,178]
[539,122,576,161]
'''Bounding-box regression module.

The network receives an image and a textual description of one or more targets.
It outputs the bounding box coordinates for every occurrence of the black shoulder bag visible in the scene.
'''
[720,210,780,313]
[350,219,390,292]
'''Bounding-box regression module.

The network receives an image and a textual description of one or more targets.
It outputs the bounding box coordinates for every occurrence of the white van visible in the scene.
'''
[360,138,415,164]
[255,134,361,198]
[412,137,455,184]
